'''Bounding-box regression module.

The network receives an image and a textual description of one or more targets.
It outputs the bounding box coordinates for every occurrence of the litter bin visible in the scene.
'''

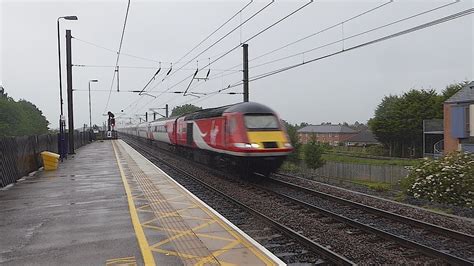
[41,151,60,171]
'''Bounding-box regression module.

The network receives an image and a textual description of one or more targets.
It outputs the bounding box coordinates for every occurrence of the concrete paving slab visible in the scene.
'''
[0,141,142,266]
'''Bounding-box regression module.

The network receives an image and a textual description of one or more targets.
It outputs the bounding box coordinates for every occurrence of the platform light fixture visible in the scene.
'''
[57,15,78,160]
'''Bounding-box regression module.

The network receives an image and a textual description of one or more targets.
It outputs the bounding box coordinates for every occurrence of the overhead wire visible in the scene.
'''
[121,0,257,116]
[104,0,131,113]
[205,0,396,77]
[145,0,275,97]
[205,0,458,79]
[210,7,474,96]
[156,0,313,98]
[133,0,312,115]
[122,0,276,116]
[118,1,465,117]
[174,0,254,65]
[73,37,169,64]
[244,0,462,71]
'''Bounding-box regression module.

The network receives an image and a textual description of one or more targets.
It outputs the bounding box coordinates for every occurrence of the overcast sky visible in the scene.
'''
[1,0,473,129]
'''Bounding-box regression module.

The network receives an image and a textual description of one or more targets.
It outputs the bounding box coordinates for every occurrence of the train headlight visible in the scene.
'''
[234,143,250,148]
[283,142,292,148]
[233,143,258,148]
[250,143,260,148]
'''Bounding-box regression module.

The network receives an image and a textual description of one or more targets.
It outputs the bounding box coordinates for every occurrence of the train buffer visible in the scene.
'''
[0,140,283,266]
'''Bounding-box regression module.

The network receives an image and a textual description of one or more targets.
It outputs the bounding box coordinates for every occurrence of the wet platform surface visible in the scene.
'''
[0,140,283,265]
[0,140,142,265]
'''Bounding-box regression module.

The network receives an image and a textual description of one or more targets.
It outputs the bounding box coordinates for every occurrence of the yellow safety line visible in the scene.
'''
[118,140,277,265]
[196,240,241,266]
[187,194,277,266]
[150,221,216,249]
[112,141,156,266]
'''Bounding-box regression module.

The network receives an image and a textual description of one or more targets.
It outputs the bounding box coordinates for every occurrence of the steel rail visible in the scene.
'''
[273,173,474,244]
[258,180,473,265]
[123,136,355,266]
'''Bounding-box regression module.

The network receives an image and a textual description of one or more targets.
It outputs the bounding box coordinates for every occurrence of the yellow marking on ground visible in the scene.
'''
[136,204,153,212]
[116,140,278,265]
[150,248,202,260]
[179,214,215,222]
[183,193,277,266]
[150,220,216,249]
[155,205,198,219]
[105,256,137,265]
[142,223,190,234]
[112,141,156,266]
[194,233,235,242]
[141,217,160,226]
[196,241,240,266]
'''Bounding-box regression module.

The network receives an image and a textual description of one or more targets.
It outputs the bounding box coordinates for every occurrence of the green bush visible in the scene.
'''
[401,152,473,207]
[303,140,326,169]
[366,145,388,156]
[281,161,299,173]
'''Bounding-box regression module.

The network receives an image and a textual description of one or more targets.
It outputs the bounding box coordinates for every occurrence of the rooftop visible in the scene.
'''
[298,124,357,134]
[346,130,379,143]
[445,81,474,104]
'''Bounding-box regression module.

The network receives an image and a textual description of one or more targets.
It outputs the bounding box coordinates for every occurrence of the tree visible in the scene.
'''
[282,120,301,163]
[369,88,446,158]
[170,104,202,117]
[299,122,309,128]
[0,87,49,137]
[350,121,368,131]
[303,138,325,169]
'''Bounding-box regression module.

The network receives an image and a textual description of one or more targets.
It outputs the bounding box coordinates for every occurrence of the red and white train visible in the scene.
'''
[118,102,293,176]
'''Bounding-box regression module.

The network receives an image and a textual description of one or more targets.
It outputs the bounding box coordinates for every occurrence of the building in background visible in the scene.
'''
[443,81,474,153]
[298,124,357,145]
[345,130,380,147]
[423,119,444,157]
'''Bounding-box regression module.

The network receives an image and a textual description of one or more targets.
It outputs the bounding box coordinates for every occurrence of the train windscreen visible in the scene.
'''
[244,115,279,130]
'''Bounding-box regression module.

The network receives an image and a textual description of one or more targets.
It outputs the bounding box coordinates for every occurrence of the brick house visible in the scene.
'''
[345,130,380,147]
[298,124,357,145]
[444,81,474,153]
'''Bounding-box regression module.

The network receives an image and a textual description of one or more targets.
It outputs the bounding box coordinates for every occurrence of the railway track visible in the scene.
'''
[122,135,474,265]
[123,136,353,265]
[272,173,473,243]
[263,174,474,265]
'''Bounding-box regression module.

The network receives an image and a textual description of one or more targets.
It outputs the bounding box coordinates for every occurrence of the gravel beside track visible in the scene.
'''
[273,173,474,234]
[122,135,473,265]
[263,177,474,263]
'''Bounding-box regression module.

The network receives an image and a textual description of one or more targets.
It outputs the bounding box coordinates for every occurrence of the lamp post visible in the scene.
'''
[88,79,98,141]
[57,15,77,159]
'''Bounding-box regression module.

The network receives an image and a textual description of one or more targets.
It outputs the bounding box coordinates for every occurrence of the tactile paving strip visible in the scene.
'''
[113,140,279,265]
[114,142,219,265]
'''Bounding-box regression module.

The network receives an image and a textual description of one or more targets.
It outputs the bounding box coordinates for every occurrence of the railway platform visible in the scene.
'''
[0,140,283,266]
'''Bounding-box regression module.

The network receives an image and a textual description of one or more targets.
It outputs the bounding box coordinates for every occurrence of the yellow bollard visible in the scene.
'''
[40,151,60,170]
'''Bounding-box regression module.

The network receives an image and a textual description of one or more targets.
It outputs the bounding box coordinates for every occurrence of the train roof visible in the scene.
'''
[184,102,275,121]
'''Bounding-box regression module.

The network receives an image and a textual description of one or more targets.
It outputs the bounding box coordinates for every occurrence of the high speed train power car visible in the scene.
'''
[118,102,293,176]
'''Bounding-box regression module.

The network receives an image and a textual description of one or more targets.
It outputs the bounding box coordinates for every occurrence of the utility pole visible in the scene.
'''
[165,104,169,118]
[242,43,249,102]
[145,112,148,122]
[66,29,75,154]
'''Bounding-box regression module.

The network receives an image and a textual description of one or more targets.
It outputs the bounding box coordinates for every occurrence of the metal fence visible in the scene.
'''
[0,131,90,188]
[307,161,410,184]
